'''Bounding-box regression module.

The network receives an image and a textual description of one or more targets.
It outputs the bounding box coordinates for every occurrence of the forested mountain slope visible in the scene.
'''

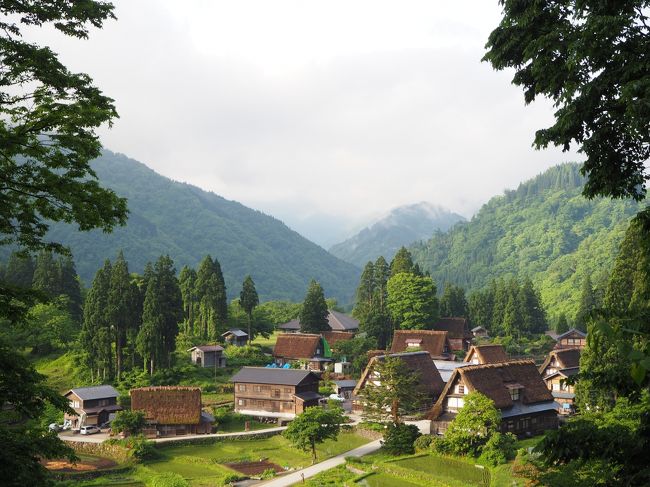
[329,202,465,266]
[39,150,361,302]
[410,163,644,321]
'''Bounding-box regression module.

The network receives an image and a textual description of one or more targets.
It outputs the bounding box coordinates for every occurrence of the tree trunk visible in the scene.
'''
[116,338,122,381]
[392,398,399,424]
[247,312,252,342]
[311,438,317,464]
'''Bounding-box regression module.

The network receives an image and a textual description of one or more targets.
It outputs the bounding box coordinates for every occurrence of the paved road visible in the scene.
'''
[257,439,382,487]
[59,426,287,444]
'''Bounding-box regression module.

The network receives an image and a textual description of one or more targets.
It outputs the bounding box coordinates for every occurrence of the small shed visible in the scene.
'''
[471,326,489,339]
[188,345,226,368]
[222,329,249,347]
[332,380,357,399]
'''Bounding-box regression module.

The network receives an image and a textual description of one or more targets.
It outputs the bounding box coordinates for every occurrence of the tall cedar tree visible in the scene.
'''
[108,252,140,379]
[239,275,259,339]
[300,280,329,333]
[57,255,83,322]
[137,277,161,375]
[575,275,596,332]
[353,258,393,348]
[439,284,469,318]
[386,272,438,330]
[194,255,228,340]
[390,247,420,277]
[81,260,113,381]
[178,266,197,334]
[359,356,425,423]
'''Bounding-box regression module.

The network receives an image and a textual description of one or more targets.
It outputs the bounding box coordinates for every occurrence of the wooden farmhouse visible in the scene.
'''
[554,328,587,350]
[431,317,472,352]
[428,360,558,437]
[273,333,332,371]
[539,348,581,414]
[389,330,454,360]
[464,344,509,365]
[352,351,445,414]
[130,386,214,437]
[231,367,322,419]
[278,310,359,334]
[188,345,226,368]
[63,385,122,429]
[221,329,248,347]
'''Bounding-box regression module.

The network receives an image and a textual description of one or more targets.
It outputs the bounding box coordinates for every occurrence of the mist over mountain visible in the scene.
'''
[329,202,466,266]
[40,150,361,303]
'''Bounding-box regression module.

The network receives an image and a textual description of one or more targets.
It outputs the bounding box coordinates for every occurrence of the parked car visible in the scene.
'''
[80,425,101,435]
[48,423,61,432]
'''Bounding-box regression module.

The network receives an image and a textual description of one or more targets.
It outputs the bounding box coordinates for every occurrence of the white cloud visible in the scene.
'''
[30,1,581,247]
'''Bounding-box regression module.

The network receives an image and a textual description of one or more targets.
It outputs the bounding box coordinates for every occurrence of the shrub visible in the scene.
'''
[382,423,421,455]
[413,434,433,452]
[260,468,276,479]
[429,436,451,454]
[224,345,268,366]
[111,409,146,436]
[358,421,385,432]
[127,435,159,460]
[148,472,188,487]
[478,432,518,466]
[222,473,244,485]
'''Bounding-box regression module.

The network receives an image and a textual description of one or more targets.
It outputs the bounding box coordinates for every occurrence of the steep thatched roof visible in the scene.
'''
[539,348,581,374]
[273,333,322,359]
[322,331,354,348]
[353,351,445,400]
[464,344,509,364]
[432,317,470,339]
[390,330,452,358]
[131,386,201,425]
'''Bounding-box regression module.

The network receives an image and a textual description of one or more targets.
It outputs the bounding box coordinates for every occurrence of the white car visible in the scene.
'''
[79,425,101,435]
[328,393,345,402]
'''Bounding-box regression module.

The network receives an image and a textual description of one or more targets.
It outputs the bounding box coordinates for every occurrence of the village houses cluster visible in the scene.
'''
[63,310,586,440]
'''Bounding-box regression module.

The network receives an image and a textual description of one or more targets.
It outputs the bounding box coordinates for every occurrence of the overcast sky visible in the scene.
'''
[33,1,580,247]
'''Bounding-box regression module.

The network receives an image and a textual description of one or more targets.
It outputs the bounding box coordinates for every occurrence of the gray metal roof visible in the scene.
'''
[222,329,248,337]
[230,367,319,386]
[328,310,359,331]
[295,391,322,401]
[500,400,558,418]
[278,319,301,330]
[66,385,119,401]
[556,328,587,340]
[188,345,224,352]
[552,391,576,400]
[333,380,357,388]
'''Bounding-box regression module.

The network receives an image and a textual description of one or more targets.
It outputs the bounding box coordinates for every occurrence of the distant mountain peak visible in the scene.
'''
[329,202,465,266]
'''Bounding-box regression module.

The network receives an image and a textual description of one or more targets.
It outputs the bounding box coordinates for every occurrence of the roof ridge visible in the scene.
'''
[394,329,447,334]
[460,359,535,373]
[131,386,201,391]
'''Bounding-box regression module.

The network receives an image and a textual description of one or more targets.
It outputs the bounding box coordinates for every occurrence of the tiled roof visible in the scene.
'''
[65,385,119,401]
[278,319,301,330]
[131,386,202,425]
[222,329,248,337]
[328,310,359,331]
[188,345,224,352]
[273,333,322,360]
[390,330,452,358]
[231,367,319,385]
[432,317,470,339]
[464,344,509,364]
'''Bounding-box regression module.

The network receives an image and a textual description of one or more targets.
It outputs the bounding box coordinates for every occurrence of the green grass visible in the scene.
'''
[393,454,487,483]
[251,330,280,349]
[361,472,422,487]
[216,415,270,433]
[34,351,87,392]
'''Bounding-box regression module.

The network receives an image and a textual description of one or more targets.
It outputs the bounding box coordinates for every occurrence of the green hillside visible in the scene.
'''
[40,150,361,303]
[410,163,644,321]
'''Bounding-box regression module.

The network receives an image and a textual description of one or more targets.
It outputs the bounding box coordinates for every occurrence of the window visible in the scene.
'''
[447,397,465,410]
[238,384,246,392]
[552,383,561,391]
[258,400,264,407]
[284,388,292,393]
[273,389,280,398]
[458,385,465,394]
[98,399,109,407]
[510,388,520,401]
[238,399,245,406]
[254,385,262,393]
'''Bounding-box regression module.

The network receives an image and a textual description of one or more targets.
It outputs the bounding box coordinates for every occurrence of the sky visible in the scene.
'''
[32,1,581,247]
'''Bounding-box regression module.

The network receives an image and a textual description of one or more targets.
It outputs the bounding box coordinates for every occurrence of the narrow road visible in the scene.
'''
[257,439,382,487]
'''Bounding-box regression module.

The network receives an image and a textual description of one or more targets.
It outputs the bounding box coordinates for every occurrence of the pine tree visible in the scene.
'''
[195,255,228,339]
[108,252,139,379]
[137,277,162,375]
[374,256,390,313]
[575,275,596,332]
[390,247,418,277]
[178,266,197,334]
[57,255,83,323]
[555,313,569,334]
[3,252,35,287]
[300,280,329,333]
[352,262,375,324]
[439,284,469,317]
[154,255,183,368]
[32,251,59,297]
[386,273,439,330]
[81,260,113,381]
[239,275,259,339]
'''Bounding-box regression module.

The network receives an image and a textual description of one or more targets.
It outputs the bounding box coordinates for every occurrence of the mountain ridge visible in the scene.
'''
[329,201,465,266]
[39,150,361,303]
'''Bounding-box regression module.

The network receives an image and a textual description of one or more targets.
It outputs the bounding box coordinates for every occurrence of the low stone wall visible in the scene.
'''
[155,429,283,448]
[68,441,131,463]
[353,426,383,441]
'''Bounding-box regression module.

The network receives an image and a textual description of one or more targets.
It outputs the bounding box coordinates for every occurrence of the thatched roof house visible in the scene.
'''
[322,331,354,349]
[539,348,581,377]
[273,333,332,370]
[428,360,558,437]
[464,344,509,365]
[431,317,472,351]
[130,386,212,436]
[353,351,445,411]
[390,330,454,360]
[554,328,587,350]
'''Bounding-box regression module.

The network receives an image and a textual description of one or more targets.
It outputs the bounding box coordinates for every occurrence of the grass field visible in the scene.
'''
[361,472,422,486]
[251,330,280,349]
[216,415,270,433]
[392,454,490,486]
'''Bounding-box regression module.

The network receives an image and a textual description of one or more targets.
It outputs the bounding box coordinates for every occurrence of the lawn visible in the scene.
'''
[251,330,280,349]
[216,415,270,433]
[392,454,490,486]
[361,472,422,487]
